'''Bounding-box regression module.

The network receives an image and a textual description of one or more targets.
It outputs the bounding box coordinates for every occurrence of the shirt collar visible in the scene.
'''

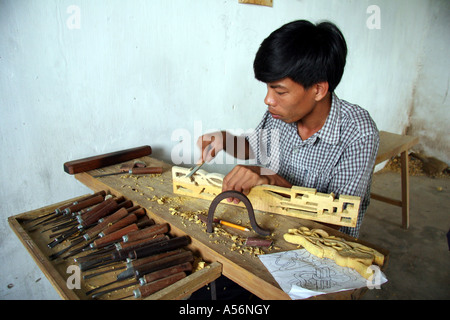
[316,92,341,145]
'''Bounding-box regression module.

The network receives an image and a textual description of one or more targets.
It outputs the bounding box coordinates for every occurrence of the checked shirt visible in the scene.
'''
[245,93,379,238]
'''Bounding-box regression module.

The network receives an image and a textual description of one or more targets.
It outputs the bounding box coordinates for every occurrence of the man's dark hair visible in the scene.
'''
[253,20,347,92]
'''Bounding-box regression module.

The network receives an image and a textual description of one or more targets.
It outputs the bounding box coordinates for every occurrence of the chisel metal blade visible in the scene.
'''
[185,162,205,178]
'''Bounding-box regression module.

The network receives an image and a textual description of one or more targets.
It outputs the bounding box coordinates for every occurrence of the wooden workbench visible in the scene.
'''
[72,156,389,300]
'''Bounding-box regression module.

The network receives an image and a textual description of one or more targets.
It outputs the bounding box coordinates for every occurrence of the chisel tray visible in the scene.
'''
[8,193,222,300]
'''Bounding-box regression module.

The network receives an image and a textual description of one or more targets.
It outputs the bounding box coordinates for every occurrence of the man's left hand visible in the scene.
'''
[222,165,292,203]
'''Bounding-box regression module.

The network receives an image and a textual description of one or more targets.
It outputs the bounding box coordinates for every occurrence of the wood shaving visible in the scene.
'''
[192,257,206,272]
[380,153,449,178]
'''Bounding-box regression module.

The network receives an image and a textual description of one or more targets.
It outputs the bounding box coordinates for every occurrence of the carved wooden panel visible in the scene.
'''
[172,166,360,228]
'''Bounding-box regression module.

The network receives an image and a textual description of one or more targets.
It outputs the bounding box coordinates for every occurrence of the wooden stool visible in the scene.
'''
[371,131,419,229]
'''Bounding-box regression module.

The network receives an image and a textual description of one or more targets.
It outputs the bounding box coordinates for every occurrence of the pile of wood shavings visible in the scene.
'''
[148,195,185,205]
[379,154,424,176]
[168,207,204,226]
[209,225,266,257]
[380,153,449,178]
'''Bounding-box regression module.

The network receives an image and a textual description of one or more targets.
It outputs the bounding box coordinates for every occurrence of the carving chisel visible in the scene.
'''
[26,191,106,229]
[185,162,205,178]
[186,144,212,178]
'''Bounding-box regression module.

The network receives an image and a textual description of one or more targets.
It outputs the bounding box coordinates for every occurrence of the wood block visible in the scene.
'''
[238,0,273,7]
[64,145,152,174]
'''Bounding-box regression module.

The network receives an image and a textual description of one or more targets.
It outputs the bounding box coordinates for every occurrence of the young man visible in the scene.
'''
[197,20,379,238]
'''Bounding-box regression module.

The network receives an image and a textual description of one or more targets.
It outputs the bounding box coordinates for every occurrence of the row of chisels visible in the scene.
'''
[24,191,195,299]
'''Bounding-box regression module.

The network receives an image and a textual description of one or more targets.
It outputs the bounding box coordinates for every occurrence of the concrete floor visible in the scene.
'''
[2,170,449,300]
[360,171,450,300]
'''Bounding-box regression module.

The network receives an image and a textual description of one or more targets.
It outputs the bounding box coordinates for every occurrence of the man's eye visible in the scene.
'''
[276,91,287,95]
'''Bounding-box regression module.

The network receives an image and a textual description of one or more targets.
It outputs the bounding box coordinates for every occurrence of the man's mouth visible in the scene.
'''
[269,111,281,119]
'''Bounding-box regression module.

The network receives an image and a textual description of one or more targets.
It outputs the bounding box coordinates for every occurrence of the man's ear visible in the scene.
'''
[314,81,329,101]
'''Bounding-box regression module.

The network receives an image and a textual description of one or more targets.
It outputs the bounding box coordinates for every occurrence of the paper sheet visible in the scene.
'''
[258,249,387,299]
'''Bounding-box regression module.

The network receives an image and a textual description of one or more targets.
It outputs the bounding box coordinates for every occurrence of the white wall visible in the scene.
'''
[1,0,448,299]
[407,0,450,161]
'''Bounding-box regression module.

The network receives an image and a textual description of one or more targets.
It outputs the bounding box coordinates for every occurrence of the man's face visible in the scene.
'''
[264,77,317,124]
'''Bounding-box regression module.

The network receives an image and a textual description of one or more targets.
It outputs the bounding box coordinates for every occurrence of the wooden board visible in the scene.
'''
[376,131,419,165]
[172,166,360,228]
[73,156,390,300]
[8,193,220,300]
[238,0,273,7]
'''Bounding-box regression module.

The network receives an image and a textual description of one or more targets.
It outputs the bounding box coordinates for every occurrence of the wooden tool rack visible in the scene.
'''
[9,156,389,300]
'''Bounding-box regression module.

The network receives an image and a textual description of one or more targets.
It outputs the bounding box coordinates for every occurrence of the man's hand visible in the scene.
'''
[222,165,292,203]
[196,131,252,164]
[196,131,225,163]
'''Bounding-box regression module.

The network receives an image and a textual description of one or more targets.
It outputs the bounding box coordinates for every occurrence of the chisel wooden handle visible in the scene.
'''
[80,200,119,227]
[129,167,163,174]
[62,191,106,214]
[63,145,152,174]
[128,236,191,260]
[77,197,116,222]
[99,214,138,237]
[113,235,169,260]
[83,207,129,240]
[137,219,155,229]
[63,194,105,215]
[127,206,147,218]
[92,223,139,249]
[118,234,167,252]
[134,272,186,299]
[115,248,186,281]
[139,262,192,285]
[129,249,185,269]
[123,223,169,242]
[134,251,194,278]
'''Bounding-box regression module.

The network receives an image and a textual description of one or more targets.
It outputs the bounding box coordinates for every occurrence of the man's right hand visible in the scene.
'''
[196,131,226,163]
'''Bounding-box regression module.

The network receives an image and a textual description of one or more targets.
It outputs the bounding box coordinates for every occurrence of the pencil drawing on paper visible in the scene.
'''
[271,249,360,291]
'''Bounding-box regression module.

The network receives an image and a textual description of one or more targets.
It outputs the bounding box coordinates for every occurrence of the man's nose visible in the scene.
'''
[264,90,275,107]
